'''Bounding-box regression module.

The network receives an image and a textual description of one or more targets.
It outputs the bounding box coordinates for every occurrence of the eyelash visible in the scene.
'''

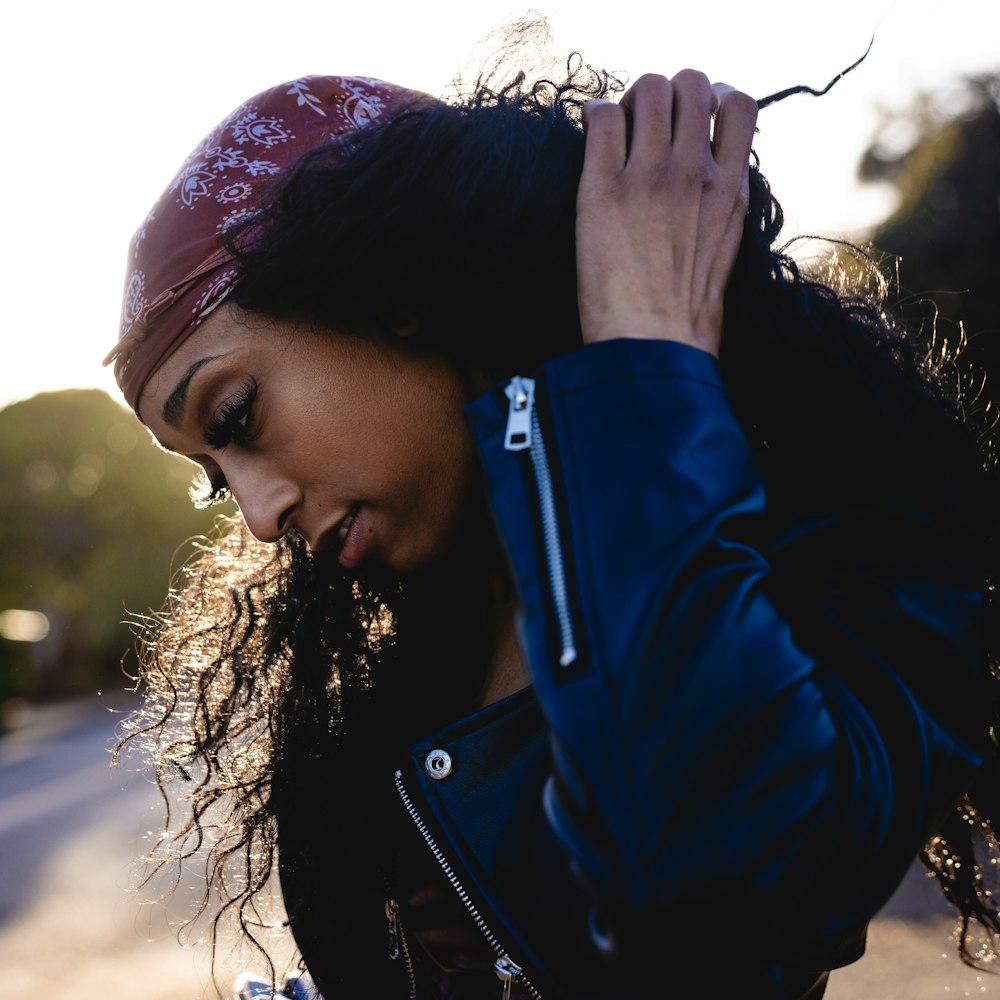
[188,377,259,508]
[204,377,259,450]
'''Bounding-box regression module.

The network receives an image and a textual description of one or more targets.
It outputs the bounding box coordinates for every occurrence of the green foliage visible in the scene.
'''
[861,74,1000,378]
[0,388,235,702]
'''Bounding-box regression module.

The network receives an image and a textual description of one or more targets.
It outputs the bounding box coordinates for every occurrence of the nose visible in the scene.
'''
[223,458,302,544]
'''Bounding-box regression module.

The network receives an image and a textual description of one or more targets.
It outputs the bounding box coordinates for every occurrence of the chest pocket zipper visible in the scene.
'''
[494,954,523,999]
[386,896,524,1000]
[504,376,578,668]
[384,896,417,999]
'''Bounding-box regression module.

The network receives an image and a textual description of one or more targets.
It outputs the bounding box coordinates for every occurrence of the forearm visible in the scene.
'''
[469,336,986,950]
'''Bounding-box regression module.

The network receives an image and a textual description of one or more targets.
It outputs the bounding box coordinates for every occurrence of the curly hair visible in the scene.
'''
[115,50,1000,987]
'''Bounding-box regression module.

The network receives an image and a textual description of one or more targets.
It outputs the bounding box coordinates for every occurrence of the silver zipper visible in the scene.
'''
[384,897,416,999]
[504,376,578,667]
[394,769,544,1000]
[494,954,522,1000]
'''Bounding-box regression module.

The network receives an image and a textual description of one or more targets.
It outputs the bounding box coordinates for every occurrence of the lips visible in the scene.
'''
[313,505,359,555]
[336,504,366,569]
[337,507,358,549]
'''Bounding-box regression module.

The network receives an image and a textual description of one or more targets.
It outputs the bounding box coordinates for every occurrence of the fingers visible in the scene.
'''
[575,69,755,354]
[580,99,628,186]
[617,71,714,177]
[618,74,674,165]
[611,72,750,180]
[669,70,713,177]
[711,82,758,176]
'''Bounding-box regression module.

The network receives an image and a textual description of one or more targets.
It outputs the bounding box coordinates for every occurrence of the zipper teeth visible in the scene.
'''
[393,769,544,1000]
[397,912,416,1000]
[528,407,577,667]
[383,887,417,999]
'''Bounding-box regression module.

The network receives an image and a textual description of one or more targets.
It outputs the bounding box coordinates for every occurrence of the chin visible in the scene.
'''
[387,548,435,575]
[391,531,463,577]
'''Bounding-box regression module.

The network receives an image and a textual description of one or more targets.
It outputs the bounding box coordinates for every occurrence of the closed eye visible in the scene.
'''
[204,377,259,450]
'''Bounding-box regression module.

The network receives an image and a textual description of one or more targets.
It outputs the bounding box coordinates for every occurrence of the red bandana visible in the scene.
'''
[104,75,425,413]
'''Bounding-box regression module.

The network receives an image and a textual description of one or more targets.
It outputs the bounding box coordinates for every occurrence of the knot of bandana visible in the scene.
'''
[104,75,426,414]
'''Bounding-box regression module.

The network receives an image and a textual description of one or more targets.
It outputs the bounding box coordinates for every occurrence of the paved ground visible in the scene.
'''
[0,694,297,1000]
[826,869,1000,998]
[3,694,1000,999]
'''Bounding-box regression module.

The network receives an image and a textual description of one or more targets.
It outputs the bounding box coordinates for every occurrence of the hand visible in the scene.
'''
[575,71,758,356]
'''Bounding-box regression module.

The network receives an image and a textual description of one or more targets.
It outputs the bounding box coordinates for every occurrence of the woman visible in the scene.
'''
[107,59,1000,1000]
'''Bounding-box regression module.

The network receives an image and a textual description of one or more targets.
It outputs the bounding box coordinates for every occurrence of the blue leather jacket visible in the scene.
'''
[278,339,988,999]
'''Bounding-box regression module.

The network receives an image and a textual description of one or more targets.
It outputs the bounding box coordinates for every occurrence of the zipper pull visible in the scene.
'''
[504,377,535,451]
[384,898,401,960]
[494,954,522,1000]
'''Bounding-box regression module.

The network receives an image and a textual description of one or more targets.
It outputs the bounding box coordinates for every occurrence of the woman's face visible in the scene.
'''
[137,304,480,572]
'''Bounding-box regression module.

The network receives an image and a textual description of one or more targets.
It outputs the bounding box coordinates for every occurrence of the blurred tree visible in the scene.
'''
[859,73,1000,379]
[0,389,234,705]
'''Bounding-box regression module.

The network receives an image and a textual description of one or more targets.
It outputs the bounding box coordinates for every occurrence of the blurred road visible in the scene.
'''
[2,695,999,999]
[0,693,293,1000]
[0,694,207,998]
[826,864,1000,998]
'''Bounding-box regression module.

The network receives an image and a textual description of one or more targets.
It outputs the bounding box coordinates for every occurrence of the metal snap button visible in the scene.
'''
[424,748,453,780]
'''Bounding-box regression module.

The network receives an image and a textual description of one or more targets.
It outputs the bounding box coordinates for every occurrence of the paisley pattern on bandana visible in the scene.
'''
[285,79,328,118]
[107,76,429,412]
[338,78,389,128]
[217,206,260,234]
[232,112,295,147]
[170,143,283,211]
[122,271,147,332]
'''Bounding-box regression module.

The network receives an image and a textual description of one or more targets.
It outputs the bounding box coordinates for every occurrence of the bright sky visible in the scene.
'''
[2,0,995,411]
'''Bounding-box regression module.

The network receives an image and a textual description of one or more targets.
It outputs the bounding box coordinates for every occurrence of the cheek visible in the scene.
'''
[408,393,474,476]
[378,395,475,517]
[291,391,363,472]
[303,347,474,502]
[413,421,479,524]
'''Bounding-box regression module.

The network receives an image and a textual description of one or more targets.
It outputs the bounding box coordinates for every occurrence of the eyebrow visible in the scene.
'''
[161,355,226,427]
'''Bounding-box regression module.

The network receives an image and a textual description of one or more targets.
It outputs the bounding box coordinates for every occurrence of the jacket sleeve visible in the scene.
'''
[465,337,988,965]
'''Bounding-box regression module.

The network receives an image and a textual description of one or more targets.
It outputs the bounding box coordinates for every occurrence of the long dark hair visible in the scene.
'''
[116,51,1000,982]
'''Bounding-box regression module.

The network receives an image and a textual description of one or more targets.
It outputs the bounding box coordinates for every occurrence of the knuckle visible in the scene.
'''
[672,68,711,91]
[680,151,713,185]
[634,72,671,90]
[724,90,760,123]
[578,171,625,204]
[653,162,705,195]
[584,99,622,126]
[629,73,672,103]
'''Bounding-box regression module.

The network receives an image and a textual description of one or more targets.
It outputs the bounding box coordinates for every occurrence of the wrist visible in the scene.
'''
[581,321,717,356]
